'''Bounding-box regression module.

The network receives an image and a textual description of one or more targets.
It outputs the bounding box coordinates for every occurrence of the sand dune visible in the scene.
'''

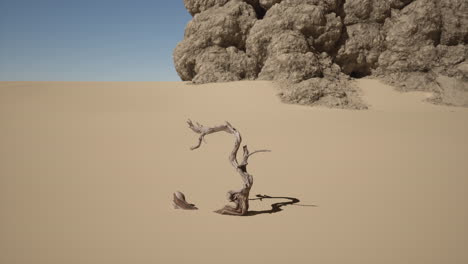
[1,80,467,264]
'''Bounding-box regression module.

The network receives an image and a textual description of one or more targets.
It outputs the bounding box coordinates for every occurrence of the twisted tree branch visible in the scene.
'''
[187,119,270,215]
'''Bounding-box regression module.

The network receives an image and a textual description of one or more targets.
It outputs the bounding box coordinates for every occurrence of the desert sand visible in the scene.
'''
[1,79,467,264]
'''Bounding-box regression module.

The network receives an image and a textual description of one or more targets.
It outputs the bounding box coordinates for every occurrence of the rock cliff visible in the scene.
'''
[174,0,468,108]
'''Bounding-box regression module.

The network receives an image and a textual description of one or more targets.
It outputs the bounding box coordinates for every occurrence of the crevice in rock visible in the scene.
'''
[255,7,266,19]
[186,61,196,80]
[329,0,349,61]
[336,0,347,19]
[392,0,414,10]
[432,0,442,47]
[433,30,442,47]
[350,69,370,78]
[245,0,266,19]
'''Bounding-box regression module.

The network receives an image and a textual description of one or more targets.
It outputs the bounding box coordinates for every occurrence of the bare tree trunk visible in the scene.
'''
[187,119,269,216]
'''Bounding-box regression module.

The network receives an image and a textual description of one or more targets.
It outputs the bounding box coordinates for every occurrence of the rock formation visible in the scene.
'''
[174,0,468,108]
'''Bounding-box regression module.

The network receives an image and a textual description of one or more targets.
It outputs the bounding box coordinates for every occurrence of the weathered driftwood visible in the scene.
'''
[173,191,198,210]
[187,119,269,216]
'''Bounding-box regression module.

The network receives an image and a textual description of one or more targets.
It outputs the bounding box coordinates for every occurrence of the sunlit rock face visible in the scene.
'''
[174,0,468,107]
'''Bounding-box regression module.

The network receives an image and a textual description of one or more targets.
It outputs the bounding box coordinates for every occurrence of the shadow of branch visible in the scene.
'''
[246,194,317,216]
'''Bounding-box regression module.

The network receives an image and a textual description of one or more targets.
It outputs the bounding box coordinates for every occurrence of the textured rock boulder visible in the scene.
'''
[174,1,257,83]
[439,0,468,45]
[174,0,468,108]
[378,0,441,72]
[277,76,368,109]
[183,0,230,15]
[336,23,385,76]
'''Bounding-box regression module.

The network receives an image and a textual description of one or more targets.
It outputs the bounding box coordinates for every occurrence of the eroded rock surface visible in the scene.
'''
[174,0,468,108]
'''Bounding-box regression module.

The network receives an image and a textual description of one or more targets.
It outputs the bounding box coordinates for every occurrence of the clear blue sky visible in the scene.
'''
[0,0,192,81]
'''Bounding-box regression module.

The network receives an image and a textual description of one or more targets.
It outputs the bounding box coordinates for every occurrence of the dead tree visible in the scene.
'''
[187,119,270,216]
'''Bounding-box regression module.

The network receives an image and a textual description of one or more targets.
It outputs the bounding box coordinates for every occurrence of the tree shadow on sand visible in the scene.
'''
[246,194,317,216]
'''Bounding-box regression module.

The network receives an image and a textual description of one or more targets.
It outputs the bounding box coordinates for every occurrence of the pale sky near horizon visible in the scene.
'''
[0,0,192,81]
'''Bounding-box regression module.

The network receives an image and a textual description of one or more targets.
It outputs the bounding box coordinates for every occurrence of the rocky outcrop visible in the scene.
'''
[174,0,468,108]
[173,1,257,83]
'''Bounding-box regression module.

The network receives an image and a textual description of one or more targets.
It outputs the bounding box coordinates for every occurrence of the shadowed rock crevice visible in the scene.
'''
[350,70,370,78]
[245,0,266,19]
[175,0,468,108]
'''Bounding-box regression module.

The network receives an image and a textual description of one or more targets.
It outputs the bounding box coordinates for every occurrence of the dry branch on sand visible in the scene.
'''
[187,119,270,216]
[173,191,198,210]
